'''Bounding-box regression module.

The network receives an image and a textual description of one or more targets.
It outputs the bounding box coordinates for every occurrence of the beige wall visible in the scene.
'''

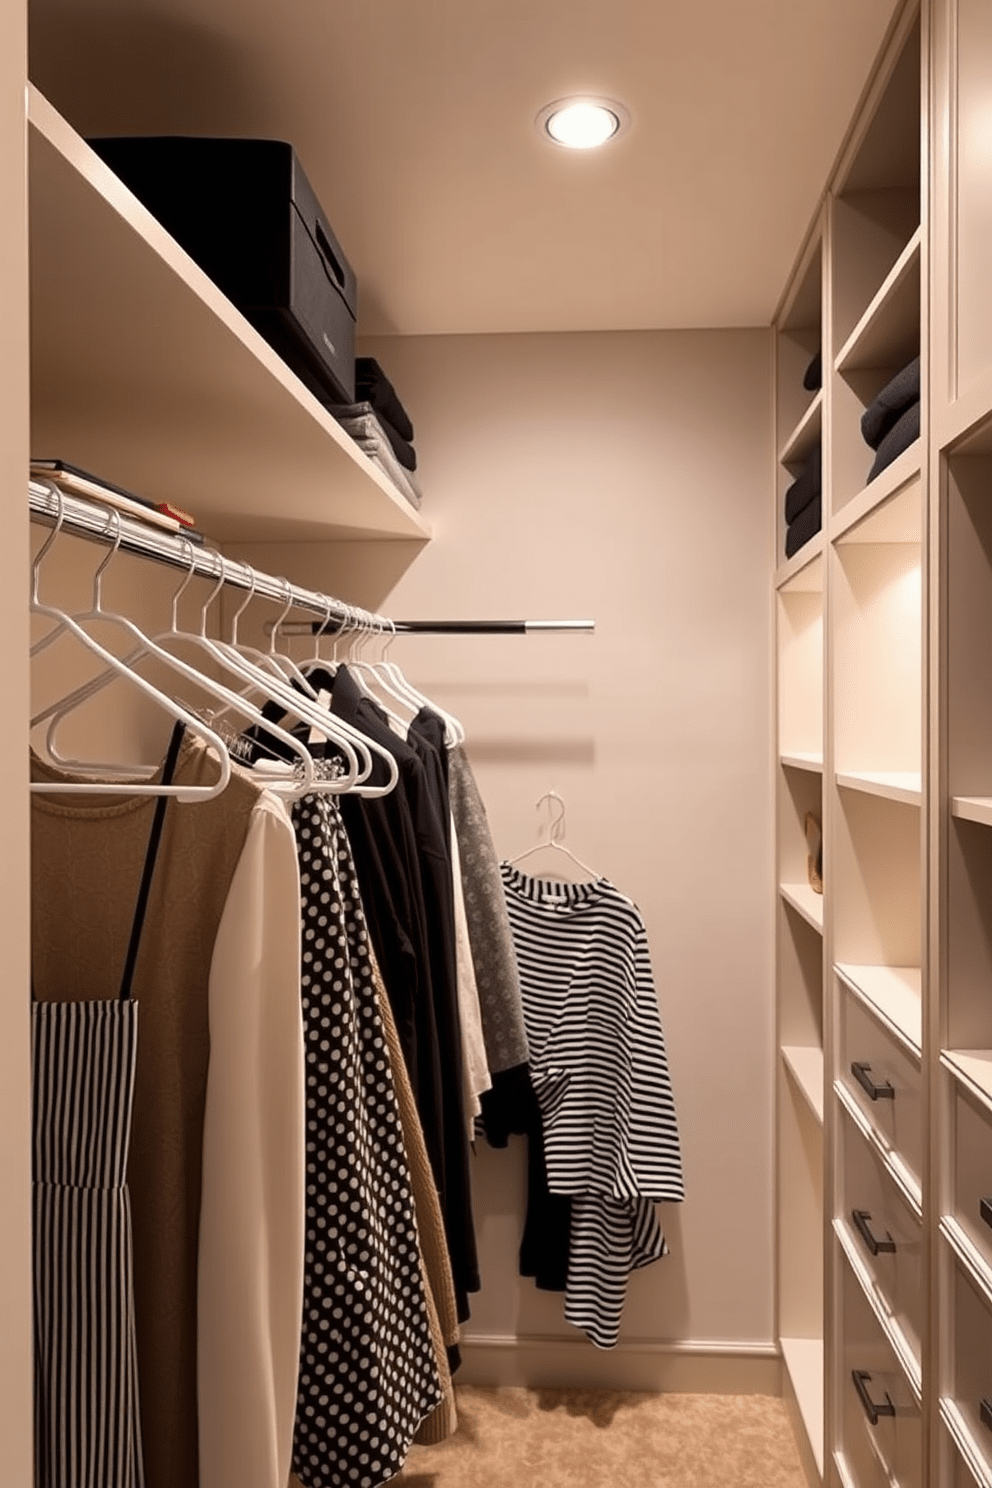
[231,325,777,1368]
[0,2,35,1471]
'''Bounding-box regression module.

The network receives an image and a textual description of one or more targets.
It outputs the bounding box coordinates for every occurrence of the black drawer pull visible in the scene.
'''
[981,1198,992,1231]
[851,1061,895,1101]
[982,1398,992,1434]
[852,1370,896,1425]
[852,1209,896,1256]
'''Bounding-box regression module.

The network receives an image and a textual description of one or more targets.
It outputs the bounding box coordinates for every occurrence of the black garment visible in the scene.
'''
[355,357,414,442]
[783,442,821,524]
[785,493,822,558]
[802,350,822,392]
[867,399,920,483]
[312,666,479,1319]
[480,1064,572,1293]
[861,357,920,449]
[377,412,417,473]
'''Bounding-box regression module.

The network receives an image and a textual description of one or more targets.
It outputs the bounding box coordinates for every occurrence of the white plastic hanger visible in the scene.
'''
[36,523,321,799]
[373,620,466,746]
[219,575,400,800]
[508,791,601,881]
[29,496,231,801]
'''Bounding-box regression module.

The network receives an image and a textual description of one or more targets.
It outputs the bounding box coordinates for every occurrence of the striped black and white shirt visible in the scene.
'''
[500,864,684,1348]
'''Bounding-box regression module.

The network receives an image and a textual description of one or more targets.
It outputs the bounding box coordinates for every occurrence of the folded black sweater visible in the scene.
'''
[784,443,822,525]
[785,494,822,559]
[355,357,415,443]
[860,357,920,450]
[867,400,920,483]
[803,351,822,393]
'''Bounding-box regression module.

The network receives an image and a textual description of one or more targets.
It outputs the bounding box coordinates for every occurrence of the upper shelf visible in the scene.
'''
[835,228,921,376]
[26,86,431,546]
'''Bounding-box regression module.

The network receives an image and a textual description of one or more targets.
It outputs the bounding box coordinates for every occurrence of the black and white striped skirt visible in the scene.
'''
[32,998,145,1488]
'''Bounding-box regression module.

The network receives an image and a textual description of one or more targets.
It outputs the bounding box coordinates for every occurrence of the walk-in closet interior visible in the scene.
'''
[2,0,990,1483]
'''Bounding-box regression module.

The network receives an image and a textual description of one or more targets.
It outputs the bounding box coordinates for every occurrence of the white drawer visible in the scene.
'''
[840,1103,923,1367]
[838,984,922,1189]
[952,1079,992,1281]
[839,1251,922,1488]
[941,1420,987,1488]
[949,1255,992,1479]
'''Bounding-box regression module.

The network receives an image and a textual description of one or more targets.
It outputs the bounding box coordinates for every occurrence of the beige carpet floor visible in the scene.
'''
[394,1387,807,1487]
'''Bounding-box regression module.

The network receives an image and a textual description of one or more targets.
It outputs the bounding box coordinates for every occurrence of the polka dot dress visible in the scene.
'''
[291,791,443,1488]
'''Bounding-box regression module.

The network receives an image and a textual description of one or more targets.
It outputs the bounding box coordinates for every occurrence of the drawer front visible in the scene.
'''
[840,1251,922,1488]
[941,1422,986,1488]
[952,1080,992,1280]
[950,1256,992,1478]
[840,1103,923,1366]
[838,986,922,1186]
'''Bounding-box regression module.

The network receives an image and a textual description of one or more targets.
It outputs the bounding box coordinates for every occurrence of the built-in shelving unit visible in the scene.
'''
[773,7,929,1484]
[26,85,431,546]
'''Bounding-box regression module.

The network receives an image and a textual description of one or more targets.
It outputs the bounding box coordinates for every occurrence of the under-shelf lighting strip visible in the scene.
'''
[28,482,596,637]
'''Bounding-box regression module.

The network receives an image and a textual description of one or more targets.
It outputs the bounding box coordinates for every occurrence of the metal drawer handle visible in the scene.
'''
[852,1209,896,1256]
[982,1398,992,1434]
[851,1061,895,1101]
[981,1198,992,1231]
[852,1370,896,1425]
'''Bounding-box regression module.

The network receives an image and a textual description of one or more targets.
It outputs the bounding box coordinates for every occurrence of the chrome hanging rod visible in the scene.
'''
[28,483,596,635]
[29,480,379,628]
[284,618,597,636]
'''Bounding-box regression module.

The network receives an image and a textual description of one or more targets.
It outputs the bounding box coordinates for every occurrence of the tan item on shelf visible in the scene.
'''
[804,811,823,894]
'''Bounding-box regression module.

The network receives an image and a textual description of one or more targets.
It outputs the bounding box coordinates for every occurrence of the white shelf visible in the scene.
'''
[952,797,992,829]
[780,1336,824,1478]
[942,1050,992,1115]
[780,752,824,774]
[835,228,922,373]
[835,963,922,1053]
[832,466,922,544]
[27,85,431,545]
[779,391,823,468]
[782,1045,824,1124]
[781,882,825,933]
[775,535,825,591]
[835,770,922,807]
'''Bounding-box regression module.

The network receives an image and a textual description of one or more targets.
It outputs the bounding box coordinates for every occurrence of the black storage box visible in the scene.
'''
[89,135,358,405]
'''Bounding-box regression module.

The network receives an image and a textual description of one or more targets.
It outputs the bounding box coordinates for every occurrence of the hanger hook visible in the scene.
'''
[198,551,227,639]
[169,537,198,631]
[32,485,67,605]
[536,789,566,844]
[312,593,333,662]
[269,577,295,654]
[382,616,398,661]
[92,508,124,612]
[229,563,256,645]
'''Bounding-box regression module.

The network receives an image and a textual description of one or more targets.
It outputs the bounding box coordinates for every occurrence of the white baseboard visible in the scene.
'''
[456,1333,783,1395]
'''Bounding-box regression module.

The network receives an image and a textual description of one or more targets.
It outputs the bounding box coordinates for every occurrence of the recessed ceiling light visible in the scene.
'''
[537,97,630,150]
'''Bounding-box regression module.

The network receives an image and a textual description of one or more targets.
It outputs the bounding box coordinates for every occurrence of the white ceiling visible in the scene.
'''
[30,0,901,337]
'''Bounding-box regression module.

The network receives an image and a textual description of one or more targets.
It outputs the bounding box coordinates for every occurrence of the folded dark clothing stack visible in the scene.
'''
[784,442,822,524]
[783,441,822,558]
[786,495,822,558]
[803,350,822,393]
[356,357,416,467]
[861,356,920,482]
